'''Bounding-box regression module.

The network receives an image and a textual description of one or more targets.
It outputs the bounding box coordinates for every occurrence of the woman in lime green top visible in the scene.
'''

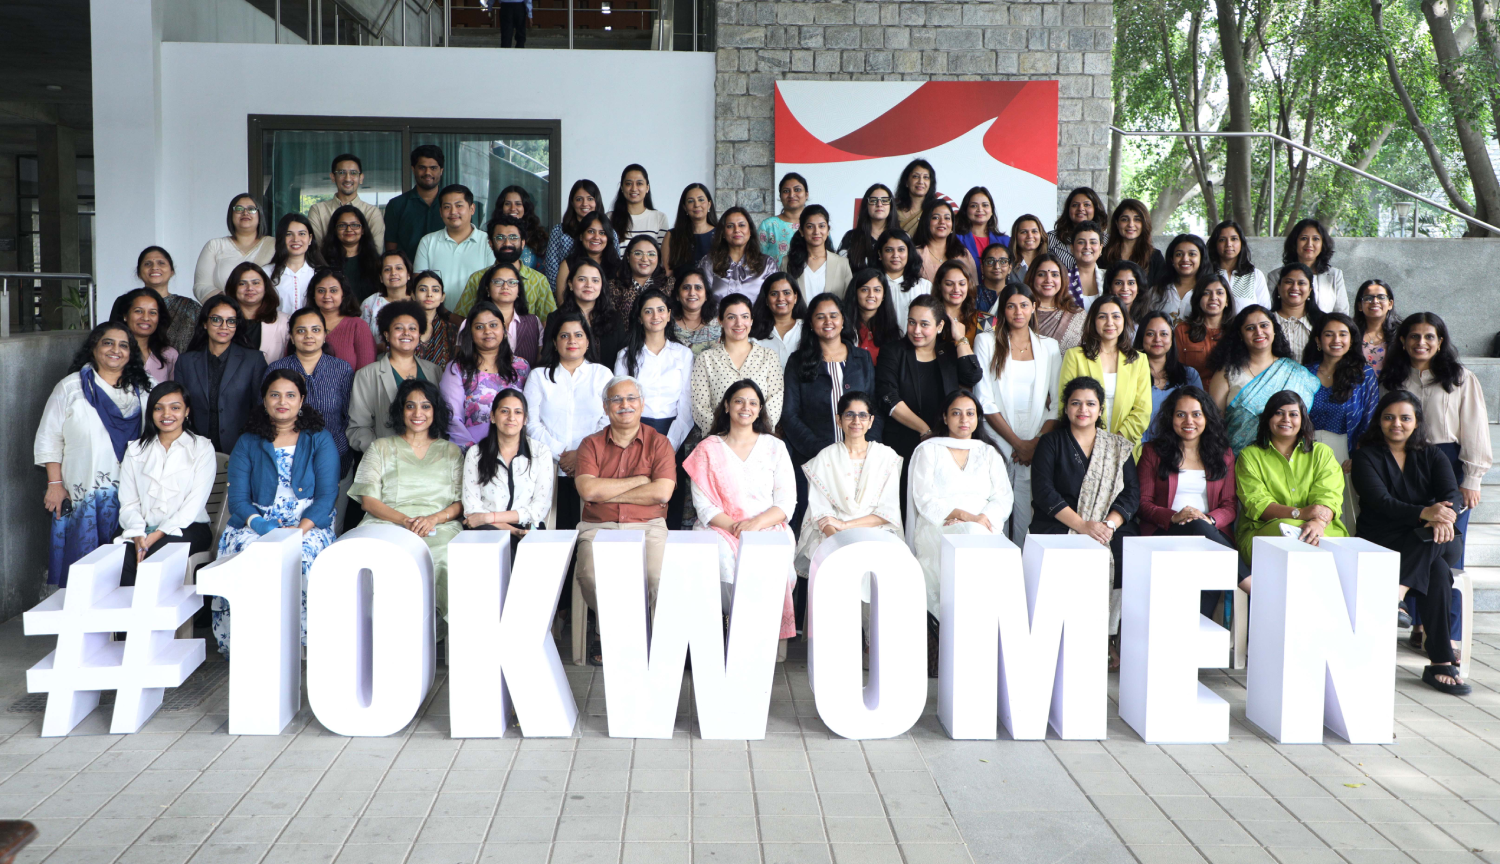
[349,377,465,622]
[1058,294,1153,445]
[1233,389,1349,580]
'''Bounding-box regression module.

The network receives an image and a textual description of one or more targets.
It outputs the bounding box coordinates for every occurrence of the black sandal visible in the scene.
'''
[1422,664,1472,696]
[1409,628,1425,650]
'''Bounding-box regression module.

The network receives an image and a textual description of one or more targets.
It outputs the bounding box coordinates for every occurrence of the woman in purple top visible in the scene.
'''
[440,301,530,447]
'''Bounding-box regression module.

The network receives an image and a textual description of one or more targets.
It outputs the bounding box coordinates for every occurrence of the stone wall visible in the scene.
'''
[712,0,1116,219]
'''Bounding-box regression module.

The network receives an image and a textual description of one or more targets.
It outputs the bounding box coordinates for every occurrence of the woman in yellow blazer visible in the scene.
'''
[1058,293,1153,446]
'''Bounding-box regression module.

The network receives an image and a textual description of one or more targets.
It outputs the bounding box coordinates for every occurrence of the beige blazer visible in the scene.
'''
[792,252,854,300]
[347,354,441,453]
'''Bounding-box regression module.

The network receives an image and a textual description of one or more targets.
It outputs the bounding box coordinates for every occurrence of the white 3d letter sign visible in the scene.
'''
[593,531,788,739]
[448,529,579,737]
[195,529,304,735]
[808,529,926,740]
[22,531,1403,743]
[1118,536,1236,744]
[1246,537,1397,744]
[25,544,203,736]
[940,534,1108,740]
[306,525,435,737]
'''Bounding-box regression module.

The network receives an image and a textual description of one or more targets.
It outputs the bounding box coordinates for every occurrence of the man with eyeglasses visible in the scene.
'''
[455,214,556,318]
[572,376,677,663]
[307,153,385,249]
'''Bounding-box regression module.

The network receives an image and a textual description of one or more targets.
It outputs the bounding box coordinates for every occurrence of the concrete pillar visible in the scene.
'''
[91,0,166,321]
[35,124,80,329]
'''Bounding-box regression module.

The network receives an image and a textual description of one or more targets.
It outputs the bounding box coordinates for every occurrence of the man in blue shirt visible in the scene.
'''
[415,185,492,312]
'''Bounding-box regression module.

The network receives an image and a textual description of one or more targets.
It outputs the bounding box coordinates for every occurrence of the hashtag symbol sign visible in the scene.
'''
[23,543,205,736]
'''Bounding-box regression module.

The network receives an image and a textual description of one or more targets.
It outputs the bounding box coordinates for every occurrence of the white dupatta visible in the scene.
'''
[794,440,903,576]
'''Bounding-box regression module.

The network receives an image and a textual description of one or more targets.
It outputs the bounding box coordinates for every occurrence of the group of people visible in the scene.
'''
[35,150,1488,696]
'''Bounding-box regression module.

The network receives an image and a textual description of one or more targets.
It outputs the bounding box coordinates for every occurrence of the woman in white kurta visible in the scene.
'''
[795,391,904,578]
[462,389,556,536]
[684,379,799,642]
[35,323,153,587]
[974,284,1060,543]
[908,389,1013,620]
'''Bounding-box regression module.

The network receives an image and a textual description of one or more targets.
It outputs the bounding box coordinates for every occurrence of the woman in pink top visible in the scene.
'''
[307,268,376,371]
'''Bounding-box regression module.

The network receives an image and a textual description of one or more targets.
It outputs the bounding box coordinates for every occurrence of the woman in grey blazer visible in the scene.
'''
[173,294,268,455]
[347,300,441,452]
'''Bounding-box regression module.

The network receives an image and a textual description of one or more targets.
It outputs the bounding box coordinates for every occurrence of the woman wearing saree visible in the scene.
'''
[684,379,799,653]
[1206,305,1319,453]
[349,378,465,625]
[795,391,904,579]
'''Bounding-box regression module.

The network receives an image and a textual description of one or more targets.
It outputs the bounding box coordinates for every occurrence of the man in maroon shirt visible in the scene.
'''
[573,376,677,648]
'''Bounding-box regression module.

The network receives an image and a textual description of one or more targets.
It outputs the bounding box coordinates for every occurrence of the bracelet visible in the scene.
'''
[47,480,62,485]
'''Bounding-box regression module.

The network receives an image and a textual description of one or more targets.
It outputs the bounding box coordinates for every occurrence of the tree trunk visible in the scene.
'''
[1108,79,1124,209]
[1215,0,1254,227]
[1151,156,1204,228]
[1158,17,1219,225]
[1373,0,1477,216]
[1423,0,1500,235]
[1315,121,1395,225]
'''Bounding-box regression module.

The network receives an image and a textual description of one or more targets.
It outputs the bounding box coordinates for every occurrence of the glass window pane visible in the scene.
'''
[264,129,403,230]
[411,133,552,227]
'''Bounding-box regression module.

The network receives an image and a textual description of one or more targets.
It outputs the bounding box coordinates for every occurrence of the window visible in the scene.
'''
[248,116,560,236]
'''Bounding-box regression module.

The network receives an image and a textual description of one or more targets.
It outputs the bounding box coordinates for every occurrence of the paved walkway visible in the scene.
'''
[0,615,1499,863]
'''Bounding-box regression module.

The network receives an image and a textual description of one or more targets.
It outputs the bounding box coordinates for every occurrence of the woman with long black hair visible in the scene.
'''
[616,289,695,528]
[703,207,777,302]
[610,234,675,316]
[1354,279,1400,372]
[321,205,382,302]
[525,309,613,531]
[1100,198,1165,287]
[837,183,894,270]
[1281,217,1350,316]
[1208,220,1271,311]
[758,172,809,266]
[110,287,177,382]
[1352,391,1470,695]
[543,178,611,285]
[1048,186,1106,271]
[463,388,555,541]
[1270,262,1322,359]
[785,204,852,300]
[1135,310,1201,444]
[268,212,326,315]
[558,257,625,364]
[843,268,902,365]
[1381,312,1492,568]
[663,183,717,277]
[913,199,975,284]
[1303,312,1379,529]
[608,163,669,251]
[440,301,530,448]
[893,159,942,237]
[1146,234,1216,323]
[875,228,928,327]
[1174,275,1234,381]
[750,273,807,368]
[555,210,623,303]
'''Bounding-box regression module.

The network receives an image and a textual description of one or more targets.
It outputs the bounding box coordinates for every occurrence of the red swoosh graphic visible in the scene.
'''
[775,81,1058,183]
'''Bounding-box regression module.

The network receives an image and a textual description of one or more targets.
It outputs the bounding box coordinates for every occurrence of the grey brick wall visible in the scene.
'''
[712,0,1115,220]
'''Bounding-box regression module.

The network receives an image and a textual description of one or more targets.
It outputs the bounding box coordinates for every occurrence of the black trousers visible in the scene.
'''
[1160,518,1250,617]
[499,2,528,47]
[119,521,214,587]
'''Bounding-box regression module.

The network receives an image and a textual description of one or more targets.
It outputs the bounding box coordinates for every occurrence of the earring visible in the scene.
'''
[298,406,305,416]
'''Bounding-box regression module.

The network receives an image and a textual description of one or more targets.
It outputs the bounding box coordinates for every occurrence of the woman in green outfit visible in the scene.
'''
[348,377,465,621]
[1233,388,1349,585]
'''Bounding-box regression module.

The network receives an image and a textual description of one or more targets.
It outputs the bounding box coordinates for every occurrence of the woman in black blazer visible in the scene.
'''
[874,293,983,461]
[783,293,881,530]
[1351,389,1469,696]
[173,294,269,455]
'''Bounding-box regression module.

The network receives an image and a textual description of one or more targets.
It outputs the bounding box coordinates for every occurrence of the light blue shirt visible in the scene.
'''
[415,226,493,312]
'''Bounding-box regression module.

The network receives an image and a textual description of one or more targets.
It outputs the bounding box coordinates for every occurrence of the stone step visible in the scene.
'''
[1462,524,1500,568]
[1469,567,1500,612]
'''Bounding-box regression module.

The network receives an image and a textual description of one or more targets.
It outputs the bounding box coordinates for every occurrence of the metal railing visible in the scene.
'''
[1109,127,1500,236]
[0,272,95,339]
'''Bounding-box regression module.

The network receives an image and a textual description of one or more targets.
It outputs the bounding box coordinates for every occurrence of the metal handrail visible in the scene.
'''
[1109,127,1500,236]
[0,272,96,339]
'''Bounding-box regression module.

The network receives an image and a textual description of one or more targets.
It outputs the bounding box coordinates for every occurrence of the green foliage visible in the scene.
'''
[1113,0,1483,237]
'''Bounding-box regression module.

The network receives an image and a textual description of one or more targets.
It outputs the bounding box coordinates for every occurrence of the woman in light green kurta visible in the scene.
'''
[1234,389,1348,576]
[349,378,465,620]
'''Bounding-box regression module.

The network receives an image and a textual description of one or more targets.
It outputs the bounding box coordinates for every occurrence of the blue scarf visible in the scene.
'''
[80,366,141,462]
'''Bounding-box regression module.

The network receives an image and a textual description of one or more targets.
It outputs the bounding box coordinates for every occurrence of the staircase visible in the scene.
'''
[1462,393,1500,611]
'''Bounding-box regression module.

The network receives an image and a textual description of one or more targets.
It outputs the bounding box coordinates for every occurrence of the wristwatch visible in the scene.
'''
[1290,507,1301,520]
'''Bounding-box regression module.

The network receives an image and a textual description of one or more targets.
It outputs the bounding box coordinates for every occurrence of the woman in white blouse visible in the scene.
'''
[1270,263,1319,360]
[114,382,217,586]
[268,213,324,315]
[683,379,799,649]
[194,193,275,302]
[36,323,153,587]
[1281,218,1350,316]
[615,288,695,527]
[608,164,670,251]
[1208,220,1272,311]
[876,228,930,328]
[750,274,805,368]
[975,284,1061,542]
[794,391,903,577]
[523,309,614,531]
[908,390,1013,633]
[463,388,555,545]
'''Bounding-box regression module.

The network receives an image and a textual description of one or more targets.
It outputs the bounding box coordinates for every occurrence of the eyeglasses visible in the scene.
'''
[867,196,892,206]
[490,278,521,289]
[492,234,522,243]
[1360,295,1390,304]
[336,222,362,232]
[983,258,1011,268]
[606,394,642,405]
[333,170,362,178]
[208,316,239,327]
[629,250,657,258]
[231,205,258,215]
[841,411,872,422]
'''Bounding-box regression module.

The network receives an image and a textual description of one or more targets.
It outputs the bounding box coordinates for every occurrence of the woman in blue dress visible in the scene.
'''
[214,368,340,656]
[1302,312,1379,529]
